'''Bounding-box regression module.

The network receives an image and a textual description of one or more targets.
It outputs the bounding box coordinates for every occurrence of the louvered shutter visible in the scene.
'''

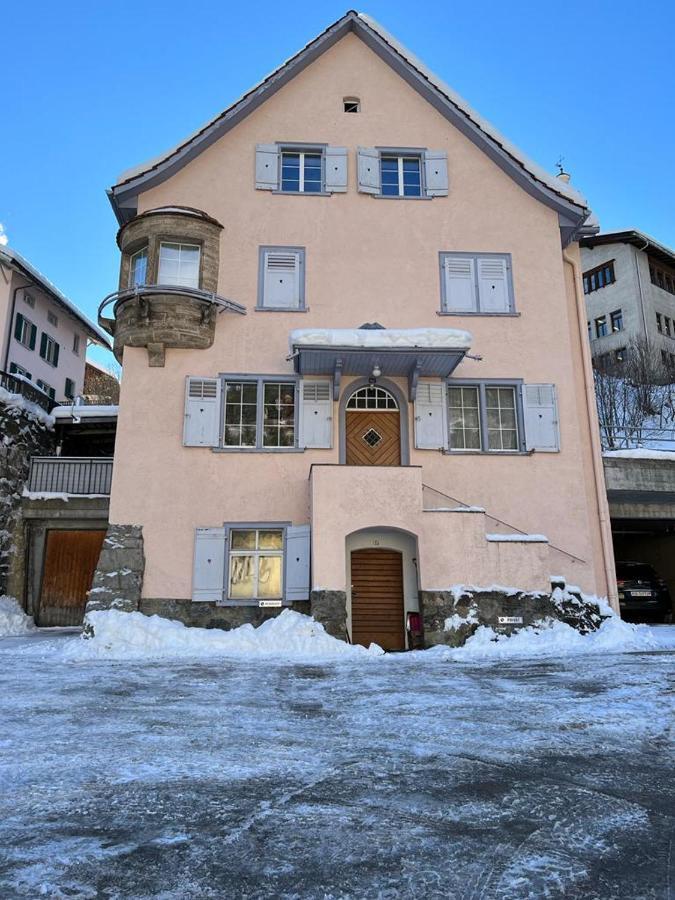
[477,257,510,312]
[29,322,37,350]
[285,524,310,602]
[443,257,477,312]
[192,527,226,601]
[299,380,332,448]
[14,313,24,341]
[263,250,302,308]
[255,144,279,190]
[40,332,47,359]
[414,382,448,449]
[183,376,221,447]
[424,150,449,196]
[522,384,560,452]
[325,146,348,192]
[52,342,60,367]
[357,147,380,193]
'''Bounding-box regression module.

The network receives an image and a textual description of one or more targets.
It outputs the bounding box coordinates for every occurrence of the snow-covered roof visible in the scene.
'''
[109,11,592,236]
[290,327,472,352]
[0,247,110,346]
[52,404,118,420]
[580,230,675,267]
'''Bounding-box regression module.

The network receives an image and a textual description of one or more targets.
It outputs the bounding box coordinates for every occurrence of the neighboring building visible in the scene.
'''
[0,246,109,403]
[580,230,675,371]
[83,360,121,405]
[93,11,616,647]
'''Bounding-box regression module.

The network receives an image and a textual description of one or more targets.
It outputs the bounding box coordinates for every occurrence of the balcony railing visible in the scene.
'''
[0,370,56,412]
[27,457,113,496]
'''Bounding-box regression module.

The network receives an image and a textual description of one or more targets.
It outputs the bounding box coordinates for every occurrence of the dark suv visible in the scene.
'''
[616,561,672,623]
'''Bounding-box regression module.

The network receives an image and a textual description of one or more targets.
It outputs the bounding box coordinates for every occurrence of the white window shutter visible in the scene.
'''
[192,527,226,602]
[285,525,311,602]
[424,150,449,196]
[263,250,301,308]
[299,380,332,448]
[357,147,380,194]
[414,382,448,449]
[444,257,477,312]
[522,384,560,451]
[255,144,279,190]
[183,377,221,447]
[325,146,348,192]
[477,257,510,312]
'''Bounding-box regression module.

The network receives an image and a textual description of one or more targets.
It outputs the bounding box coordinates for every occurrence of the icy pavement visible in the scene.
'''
[0,632,674,899]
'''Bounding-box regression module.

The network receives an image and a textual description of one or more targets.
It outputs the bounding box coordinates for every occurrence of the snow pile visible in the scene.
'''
[436,614,662,660]
[67,609,384,661]
[0,596,36,637]
[444,606,478,631]
[290,327,472,351]
[603,449,675,461]
[0,386,55,427]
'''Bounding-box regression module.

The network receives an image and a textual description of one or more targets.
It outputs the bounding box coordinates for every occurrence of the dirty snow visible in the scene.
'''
[0,623,673,898]
[69,608,384,660]
[0,596,36,636]
[0,386,55,426]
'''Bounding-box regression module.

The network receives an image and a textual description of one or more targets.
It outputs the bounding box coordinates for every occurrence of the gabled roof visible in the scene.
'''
[580,230,675,269]
[108,11,595,243]
[0,246,110,346]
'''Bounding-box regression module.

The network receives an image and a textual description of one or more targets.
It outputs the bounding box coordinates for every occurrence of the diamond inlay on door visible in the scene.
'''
[362,428,383,447]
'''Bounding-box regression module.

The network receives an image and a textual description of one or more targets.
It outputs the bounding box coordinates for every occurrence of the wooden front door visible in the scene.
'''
[351,548,405,651]
[38,529,106,627]
[346,411,401,466]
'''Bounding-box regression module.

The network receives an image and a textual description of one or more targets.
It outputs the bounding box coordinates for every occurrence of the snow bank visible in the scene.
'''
[67,609,384,661]
[290,327,472,351]
[433,614,666,661]
[0,596,36,636]
[486,533,548,543]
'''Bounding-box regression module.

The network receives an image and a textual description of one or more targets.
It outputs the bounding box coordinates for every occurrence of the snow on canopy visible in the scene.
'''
[289,327,472,351]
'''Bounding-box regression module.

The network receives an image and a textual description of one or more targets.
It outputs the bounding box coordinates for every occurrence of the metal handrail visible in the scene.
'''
[98,284,246,327]
[27,456,114,495]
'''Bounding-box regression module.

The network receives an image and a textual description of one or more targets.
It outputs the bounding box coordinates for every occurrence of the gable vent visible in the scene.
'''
[302,381,331,402]
[266,253,297,271]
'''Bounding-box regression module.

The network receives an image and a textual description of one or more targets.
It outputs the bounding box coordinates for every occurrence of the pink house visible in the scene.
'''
[93,12,617,648]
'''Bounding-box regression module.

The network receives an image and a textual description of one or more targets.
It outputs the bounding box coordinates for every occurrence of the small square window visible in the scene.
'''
[343,98,360,113]
[23,292,35,308]
[47,310,58,327]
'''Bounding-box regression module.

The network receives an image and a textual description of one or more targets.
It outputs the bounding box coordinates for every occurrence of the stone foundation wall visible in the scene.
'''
[310,590,348,639]
[421,582,605,648]
[139,598,311,629]
[0,400,55,596]
[85,524,145,618]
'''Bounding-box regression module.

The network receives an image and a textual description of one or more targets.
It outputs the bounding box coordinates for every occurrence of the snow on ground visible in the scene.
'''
[603,448,675,460]
[0,596,36,636]
[0,626,673,898]
[0,386,55,427]
[67,608,384,661]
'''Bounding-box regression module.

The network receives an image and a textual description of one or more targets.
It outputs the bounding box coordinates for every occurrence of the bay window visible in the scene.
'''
[158,242,201,288]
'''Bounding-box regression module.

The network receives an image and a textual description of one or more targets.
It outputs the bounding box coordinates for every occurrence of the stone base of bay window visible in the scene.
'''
[139,599,311,629]
[310,590,348,641]
[420,581,607,648]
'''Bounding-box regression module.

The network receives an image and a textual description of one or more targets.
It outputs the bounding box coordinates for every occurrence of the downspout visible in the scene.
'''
[563,246,619,612]
[2,276,26,373]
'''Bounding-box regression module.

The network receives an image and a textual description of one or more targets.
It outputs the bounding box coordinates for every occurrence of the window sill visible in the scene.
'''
[272,190,333,197]
[443,450,531,456]
[254,306,309,313]
[437,311,520,317]
[213,599,292,608]
[371,194,433,201]
[212,447,305,454]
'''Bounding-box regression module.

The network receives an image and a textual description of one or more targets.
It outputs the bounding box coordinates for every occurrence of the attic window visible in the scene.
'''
[343,98,360,113]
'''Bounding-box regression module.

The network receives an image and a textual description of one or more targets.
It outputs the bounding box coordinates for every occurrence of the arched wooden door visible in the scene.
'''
[345,385,401,466]
[351,547,405,650]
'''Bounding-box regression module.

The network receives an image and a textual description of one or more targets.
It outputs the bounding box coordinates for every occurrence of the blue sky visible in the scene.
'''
[2,0,673,367]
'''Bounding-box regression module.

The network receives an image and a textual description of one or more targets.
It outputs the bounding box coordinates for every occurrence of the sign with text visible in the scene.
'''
[259,600,283,608]
[498,616,523,625]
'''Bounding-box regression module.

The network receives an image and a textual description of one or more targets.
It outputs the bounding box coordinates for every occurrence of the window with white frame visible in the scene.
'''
[447,382,521,452]
[158,242,200,288]
[440,253,514,314]
[380,154,422,197]
[36,379,55,401]
[129,247,148,287]
[9,362,31,380]
[228,528,284,600]
[14,312,37,349]
[223,379,296,449]
[448,386,481,450]
[39,333,59,367]
[281,150,323,193]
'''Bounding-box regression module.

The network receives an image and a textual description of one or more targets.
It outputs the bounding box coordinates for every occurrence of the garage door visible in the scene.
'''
[38,530,106,627]
[351,547,405,651]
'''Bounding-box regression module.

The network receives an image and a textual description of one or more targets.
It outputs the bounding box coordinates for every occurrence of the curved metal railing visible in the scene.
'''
[98,284,246,329]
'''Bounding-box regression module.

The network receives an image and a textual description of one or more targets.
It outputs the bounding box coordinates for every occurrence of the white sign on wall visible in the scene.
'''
[498,616,523,625]
[259,600,283,608]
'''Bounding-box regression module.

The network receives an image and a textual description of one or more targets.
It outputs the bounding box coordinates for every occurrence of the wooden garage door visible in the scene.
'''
[351,548,405,651]
[38,530,106,627]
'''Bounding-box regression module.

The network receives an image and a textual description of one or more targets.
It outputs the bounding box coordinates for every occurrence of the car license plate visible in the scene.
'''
[630,590,652,597]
